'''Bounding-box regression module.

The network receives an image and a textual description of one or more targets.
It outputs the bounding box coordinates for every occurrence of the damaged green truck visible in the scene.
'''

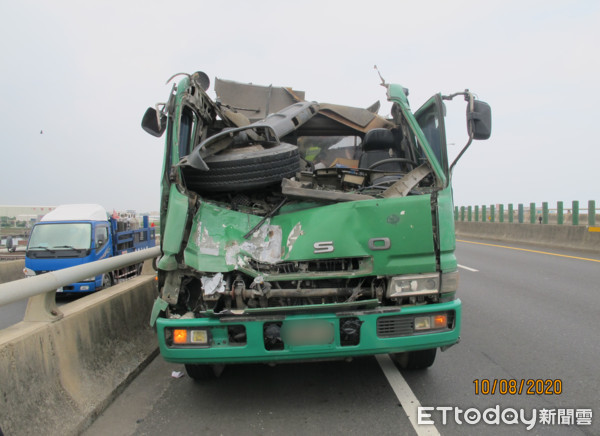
[142,72,491,380]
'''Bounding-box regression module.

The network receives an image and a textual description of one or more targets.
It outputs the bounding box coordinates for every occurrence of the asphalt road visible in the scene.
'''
[84,238,600,436]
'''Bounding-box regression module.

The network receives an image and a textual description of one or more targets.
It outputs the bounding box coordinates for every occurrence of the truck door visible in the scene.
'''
[414,94,448,179]
[95,223,111,260]
[414,94,452,266]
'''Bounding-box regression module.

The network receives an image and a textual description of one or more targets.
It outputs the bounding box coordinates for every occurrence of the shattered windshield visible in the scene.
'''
[28,223,92,250]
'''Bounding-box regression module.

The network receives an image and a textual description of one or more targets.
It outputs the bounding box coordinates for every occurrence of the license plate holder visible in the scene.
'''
[282,320,334,346]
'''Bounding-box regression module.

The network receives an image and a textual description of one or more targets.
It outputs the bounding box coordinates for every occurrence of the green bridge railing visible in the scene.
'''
[455,200,598,226]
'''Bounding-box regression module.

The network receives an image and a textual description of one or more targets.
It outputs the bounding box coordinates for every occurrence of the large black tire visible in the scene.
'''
[100,273,113,290]
[390,348,437,370]
[183,142,300,192]
[184,364,224,381]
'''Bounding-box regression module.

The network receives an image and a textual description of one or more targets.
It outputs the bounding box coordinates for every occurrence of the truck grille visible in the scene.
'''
[247,257,369,275]
[377,316,414,337]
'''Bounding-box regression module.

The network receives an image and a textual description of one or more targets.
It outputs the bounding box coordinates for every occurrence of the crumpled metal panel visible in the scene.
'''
[158,185,190,271]
[215,77,391,134]
[318,109,393,133]
[215,78,305,122]
[318,103,377,128]
[183,195,436,278]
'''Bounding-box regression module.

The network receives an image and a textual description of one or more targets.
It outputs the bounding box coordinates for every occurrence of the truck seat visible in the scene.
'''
[358,128,404,171]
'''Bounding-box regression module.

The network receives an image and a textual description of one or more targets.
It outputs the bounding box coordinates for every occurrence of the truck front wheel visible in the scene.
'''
[390,348,437,370]
[184,364,225,381]
[101,273,113,290]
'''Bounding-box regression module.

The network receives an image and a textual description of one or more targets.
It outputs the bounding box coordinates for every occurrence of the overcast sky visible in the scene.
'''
[1,0,598,213]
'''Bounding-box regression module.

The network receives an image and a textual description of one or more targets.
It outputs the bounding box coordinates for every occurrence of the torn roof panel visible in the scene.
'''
[215,78,305,122]
[215,77,393,135]
[318,103,377,128]
[315,107,393,134]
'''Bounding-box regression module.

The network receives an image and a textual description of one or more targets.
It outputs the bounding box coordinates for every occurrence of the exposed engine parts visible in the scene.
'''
[161,269,390,316]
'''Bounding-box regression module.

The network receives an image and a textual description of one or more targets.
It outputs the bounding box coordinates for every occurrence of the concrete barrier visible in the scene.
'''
[0,274,158,436]
[0,260,24,285]
[455,222,600,253]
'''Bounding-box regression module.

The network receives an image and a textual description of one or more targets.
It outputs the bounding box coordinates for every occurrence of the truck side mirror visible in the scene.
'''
[449,97,493,173]
[141,107,167,137]
[467,100,492,140]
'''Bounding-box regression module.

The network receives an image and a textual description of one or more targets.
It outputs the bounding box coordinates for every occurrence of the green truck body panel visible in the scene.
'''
[184,194,437,276]
[144,73,491,369]
[437,186,458,272]
[158,184,189,271]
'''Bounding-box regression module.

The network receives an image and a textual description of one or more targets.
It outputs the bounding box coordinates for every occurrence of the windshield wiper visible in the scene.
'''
[52,245,80,250]
[29,246,56,253]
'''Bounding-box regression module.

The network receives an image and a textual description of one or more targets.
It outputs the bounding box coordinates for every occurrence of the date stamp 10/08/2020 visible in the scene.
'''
[473,379,562,396]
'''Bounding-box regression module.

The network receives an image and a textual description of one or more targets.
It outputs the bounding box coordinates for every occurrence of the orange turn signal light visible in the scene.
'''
[433,314,447,328]
[173,329,188,344]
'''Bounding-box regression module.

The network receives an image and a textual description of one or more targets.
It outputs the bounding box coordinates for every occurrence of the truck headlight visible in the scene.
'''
[386,271,459,299]
[387,273,439,298]
[415,313,449,331]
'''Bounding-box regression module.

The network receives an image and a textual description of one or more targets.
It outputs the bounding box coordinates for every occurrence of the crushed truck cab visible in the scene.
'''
[143,72,491,378]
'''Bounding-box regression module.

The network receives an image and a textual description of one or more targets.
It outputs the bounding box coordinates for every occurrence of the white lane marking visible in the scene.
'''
[458,264,478,272]
[375,354,440,436]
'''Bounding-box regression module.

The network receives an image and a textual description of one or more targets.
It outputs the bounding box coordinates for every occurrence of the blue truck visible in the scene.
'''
[24,204,156,293]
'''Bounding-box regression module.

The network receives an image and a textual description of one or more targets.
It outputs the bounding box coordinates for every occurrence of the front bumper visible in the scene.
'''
[156,299,461,364]
[56,278,99,293]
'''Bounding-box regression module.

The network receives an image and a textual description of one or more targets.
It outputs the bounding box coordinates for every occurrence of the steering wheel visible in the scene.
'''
[368,158,419,171]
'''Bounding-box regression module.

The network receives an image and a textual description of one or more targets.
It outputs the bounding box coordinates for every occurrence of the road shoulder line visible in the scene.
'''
[457,239,600,263]
[375,354,440,436]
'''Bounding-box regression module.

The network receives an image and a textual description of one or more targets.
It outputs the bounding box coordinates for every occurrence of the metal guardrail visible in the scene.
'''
[0,246,160,322]
[455,200,598,226]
